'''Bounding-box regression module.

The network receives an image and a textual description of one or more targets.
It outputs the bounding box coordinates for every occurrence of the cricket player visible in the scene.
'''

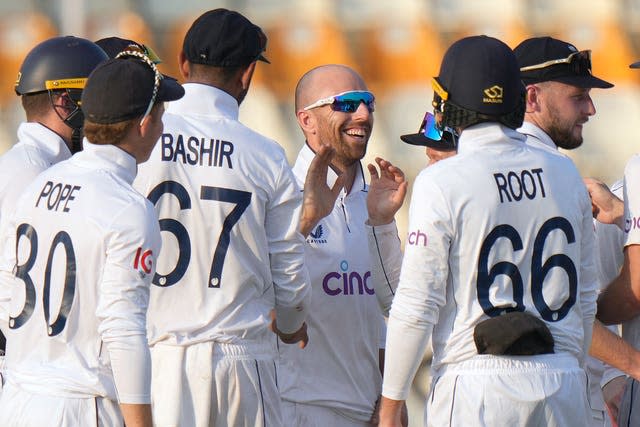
[586,58,640,426]
[367,114,457,316]
[379,35,598,427]
[515,36,640,426]
[0,36,107,378]
[276,64,388,427]
[0,53,184,426]
[132,9,310,427]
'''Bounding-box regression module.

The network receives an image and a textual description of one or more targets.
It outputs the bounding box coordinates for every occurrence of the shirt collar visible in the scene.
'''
[456,122,527,154]
[17,122,72,163]
[75,140,138,185]
[518,121,557,151]
[166,83,239,120]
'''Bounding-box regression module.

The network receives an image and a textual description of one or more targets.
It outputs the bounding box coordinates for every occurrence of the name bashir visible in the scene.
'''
[161,133,234,169]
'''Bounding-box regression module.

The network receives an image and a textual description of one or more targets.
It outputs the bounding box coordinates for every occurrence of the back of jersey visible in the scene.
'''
[3,152,157,398]
[402,125,598,370]
[134,95,307,346]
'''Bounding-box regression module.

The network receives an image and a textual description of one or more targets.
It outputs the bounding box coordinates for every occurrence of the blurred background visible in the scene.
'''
[1,0,639,424]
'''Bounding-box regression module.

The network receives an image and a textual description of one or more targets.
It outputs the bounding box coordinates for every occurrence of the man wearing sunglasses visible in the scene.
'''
[515,36,639,427]
[275,63,390,426]
[379,35,598,427]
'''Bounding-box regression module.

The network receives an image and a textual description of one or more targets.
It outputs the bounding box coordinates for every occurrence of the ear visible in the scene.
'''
[178,51,190,79]
[240,61,257,90]
[525,84,541,113]
[296,109,316,136]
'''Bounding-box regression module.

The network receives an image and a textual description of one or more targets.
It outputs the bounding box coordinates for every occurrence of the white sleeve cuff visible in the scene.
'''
[107,334,152,404]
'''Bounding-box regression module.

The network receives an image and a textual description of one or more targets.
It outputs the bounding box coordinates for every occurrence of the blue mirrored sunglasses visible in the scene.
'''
[420,112,457,141]
[303,90,375,113]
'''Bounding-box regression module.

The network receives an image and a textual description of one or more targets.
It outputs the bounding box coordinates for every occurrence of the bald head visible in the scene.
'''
[295,64,367,112]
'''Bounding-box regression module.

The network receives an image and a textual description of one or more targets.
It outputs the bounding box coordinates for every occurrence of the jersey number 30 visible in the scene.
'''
[148,181,251,288]
[10,223,76,336]
[477,216,577,322]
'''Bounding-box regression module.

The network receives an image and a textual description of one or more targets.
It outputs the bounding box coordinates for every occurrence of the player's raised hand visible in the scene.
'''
[367,157,408,226]
[584,177,624,228]
[300,144,345,236]
[270,311,309,349]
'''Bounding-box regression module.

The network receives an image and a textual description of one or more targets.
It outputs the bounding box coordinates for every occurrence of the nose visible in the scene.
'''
[353,100,373,119]
[585,94,596,116]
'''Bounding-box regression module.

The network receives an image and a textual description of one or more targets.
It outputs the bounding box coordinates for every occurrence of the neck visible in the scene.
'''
[333,161,359,194]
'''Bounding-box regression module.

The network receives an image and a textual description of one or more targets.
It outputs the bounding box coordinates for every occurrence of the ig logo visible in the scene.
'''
[133,247,154,277]
[322,260,373,296]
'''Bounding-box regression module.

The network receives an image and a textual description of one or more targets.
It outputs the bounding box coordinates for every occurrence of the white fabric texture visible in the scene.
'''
[0,142,159,405]
[277,144,384,423]
[151,342,281,427]
[383,123,598,413]
[133,83,310,346]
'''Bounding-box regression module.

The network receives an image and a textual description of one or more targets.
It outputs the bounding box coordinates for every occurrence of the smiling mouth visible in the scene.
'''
[344,129,367,139]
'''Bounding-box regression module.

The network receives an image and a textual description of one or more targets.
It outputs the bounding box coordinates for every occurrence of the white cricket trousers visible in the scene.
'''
[426,353,592,427]
[151,341,282,427]
[281,400,373,427]
[0,381,122,426]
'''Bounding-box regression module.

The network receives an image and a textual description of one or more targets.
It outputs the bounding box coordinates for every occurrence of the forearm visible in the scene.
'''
[598,246,640,324]
[378,396,405,427]
[120,403,152,427]
[590,320,640,380]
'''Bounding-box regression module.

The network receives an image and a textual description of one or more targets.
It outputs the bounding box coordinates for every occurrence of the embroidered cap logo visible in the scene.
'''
[483,85,503,104]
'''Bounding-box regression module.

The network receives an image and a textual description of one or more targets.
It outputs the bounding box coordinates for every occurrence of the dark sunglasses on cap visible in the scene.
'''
[519,50,592,75]
[303,90,375,113]
[421,112,458,141]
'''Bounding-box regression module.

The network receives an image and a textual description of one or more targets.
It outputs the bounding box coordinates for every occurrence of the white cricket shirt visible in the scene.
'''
[621,157,640,350]
[134,83,310,347]
[0,123,73,328]
[0,142,160,403]
[383,123,598,400]
[277,144,383,422]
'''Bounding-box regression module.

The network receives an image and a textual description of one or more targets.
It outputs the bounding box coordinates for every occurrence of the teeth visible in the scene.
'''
[345,129,365,137]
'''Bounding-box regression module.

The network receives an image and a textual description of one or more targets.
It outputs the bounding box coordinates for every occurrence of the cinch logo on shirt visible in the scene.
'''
[307,224,327,244]
[133,247,154,277]
[407,229,428,246]
[624,216,640,233]
[322,260,373,296]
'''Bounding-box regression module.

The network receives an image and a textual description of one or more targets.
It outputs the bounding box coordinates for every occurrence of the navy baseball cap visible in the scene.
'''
[432,35,524,117]
[183,8,270,67]
[400,111,456,150]
[515,37,613,88]
[630,60,640,69]
[95,36,162,64]
[82,56,184,124]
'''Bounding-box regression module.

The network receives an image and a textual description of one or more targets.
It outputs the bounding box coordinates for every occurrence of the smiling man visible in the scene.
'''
[514,36,613,152]
[276,64,390,426]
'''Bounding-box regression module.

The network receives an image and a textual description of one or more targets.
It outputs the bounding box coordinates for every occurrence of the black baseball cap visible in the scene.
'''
[432,35,524,116]
[630,60,640,69]
[400,112,456,150]
[95,36,162,64]
[515,37,613,88]
[183,8,269,67]
[82,57,184,124]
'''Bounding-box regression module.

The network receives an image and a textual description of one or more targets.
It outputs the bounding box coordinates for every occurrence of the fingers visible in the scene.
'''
[367,163,380,181]
[375,157,406,183]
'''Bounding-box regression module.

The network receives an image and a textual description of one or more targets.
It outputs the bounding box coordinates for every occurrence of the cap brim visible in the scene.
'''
[549,74,614,89]
[630,60,640,69]
[157,75,185,102]
[257,54,270,64]
[400,132,456,150]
